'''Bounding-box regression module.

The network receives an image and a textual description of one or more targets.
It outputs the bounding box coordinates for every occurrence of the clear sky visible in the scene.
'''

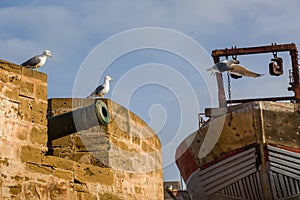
[1,0,299,183]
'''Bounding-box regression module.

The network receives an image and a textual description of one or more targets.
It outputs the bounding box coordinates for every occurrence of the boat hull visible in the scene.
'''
[176,101,300,199]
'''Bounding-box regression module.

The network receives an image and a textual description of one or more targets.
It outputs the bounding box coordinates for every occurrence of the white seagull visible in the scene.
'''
[207,60,239,75]
[207,59,263,78]
[87,75,113,98]
[21,50,53,71]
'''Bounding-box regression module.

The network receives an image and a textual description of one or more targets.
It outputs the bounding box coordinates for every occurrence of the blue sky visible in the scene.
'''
[1,0,300,182]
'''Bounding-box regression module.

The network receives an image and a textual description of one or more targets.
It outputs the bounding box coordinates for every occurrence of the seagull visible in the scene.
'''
[207,60,240,75]
[87,75,113,98]
[21,50,53,71]
[207,59,263,78]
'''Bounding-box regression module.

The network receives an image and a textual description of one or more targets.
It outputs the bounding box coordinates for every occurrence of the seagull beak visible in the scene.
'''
[49,54,53,58]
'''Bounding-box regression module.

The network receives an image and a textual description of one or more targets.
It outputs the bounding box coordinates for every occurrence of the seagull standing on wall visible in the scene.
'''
[21,50,53,71]
[207,59,263,78]
[87,75,113,98]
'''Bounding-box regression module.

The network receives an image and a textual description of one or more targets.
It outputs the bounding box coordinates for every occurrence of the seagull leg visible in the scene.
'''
[35,66,38,72]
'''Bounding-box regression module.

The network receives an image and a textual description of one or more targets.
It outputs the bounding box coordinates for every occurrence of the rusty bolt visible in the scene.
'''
[279,138,283,141]
[292,139,296,143]
[280,131,284,134]
[266,124,271,127]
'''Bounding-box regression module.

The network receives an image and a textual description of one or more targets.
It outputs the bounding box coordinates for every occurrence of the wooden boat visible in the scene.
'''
[176,43,300,200]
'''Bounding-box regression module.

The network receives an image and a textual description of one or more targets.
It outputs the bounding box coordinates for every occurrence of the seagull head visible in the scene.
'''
[104,75,113,82]
[43,50,53,58]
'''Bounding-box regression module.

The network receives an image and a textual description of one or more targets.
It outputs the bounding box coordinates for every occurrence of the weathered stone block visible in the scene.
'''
[51,135,72,148]
[54,169,73,181]
[73,182,89,192]
[21,67,47,83]
[73,132,109,152]
[0,60,22,75]
[30,126,47,145]
[26,163,53,175]
[35,84,48,101]
[19,80,34,99]
[20,145,44,164]
[31,101,48,126]
[17,126,30,141]
[41,156,75,171]
[3,87,19,101]
[74,163,113,185]
[18,97,34,122]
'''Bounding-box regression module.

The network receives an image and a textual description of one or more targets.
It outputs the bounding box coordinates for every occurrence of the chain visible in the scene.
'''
[227,72,233,126]
[227,72,232,103]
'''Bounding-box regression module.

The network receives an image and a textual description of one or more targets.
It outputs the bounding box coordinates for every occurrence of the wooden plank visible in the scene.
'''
[284,176,291,196]
[238,180,247,199]
[201,159,255,187]
[268,145,300,159]
[205,167,256,196]
[199,147,255,176]
[269,171,278,199]
[200,152,255,180]
[278,173,288,197]
[233,182,240,198]
[255,171,263,200]
[289,177,296,195]
[251,174,261,200]
[269,156,300,172]
[270,163,300,179]
[272,172,283,199]
[295,180,300,193]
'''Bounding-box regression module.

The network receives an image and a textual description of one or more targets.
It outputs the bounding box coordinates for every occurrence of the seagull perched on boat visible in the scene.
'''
[21,50,53,71]
[207,59,263,78]
[87,75,113,98]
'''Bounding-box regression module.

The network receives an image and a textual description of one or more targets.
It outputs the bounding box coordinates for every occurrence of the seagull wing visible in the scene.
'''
[207,62,231,73]
[229,64,263,78]
[87,84,105,98]
[21,55,41,68]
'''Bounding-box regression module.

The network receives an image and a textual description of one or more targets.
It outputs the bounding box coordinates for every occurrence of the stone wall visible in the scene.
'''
[0,60,163,200]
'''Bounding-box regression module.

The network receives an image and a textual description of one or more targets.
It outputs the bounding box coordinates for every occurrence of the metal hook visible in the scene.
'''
[272,43,278,58]
[231,46,237,60]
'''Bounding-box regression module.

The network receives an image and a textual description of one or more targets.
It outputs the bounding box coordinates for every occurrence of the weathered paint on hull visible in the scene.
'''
[176,101,300,199]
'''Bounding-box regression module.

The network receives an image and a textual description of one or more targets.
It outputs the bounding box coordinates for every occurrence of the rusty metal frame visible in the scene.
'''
[211,43,300,107]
